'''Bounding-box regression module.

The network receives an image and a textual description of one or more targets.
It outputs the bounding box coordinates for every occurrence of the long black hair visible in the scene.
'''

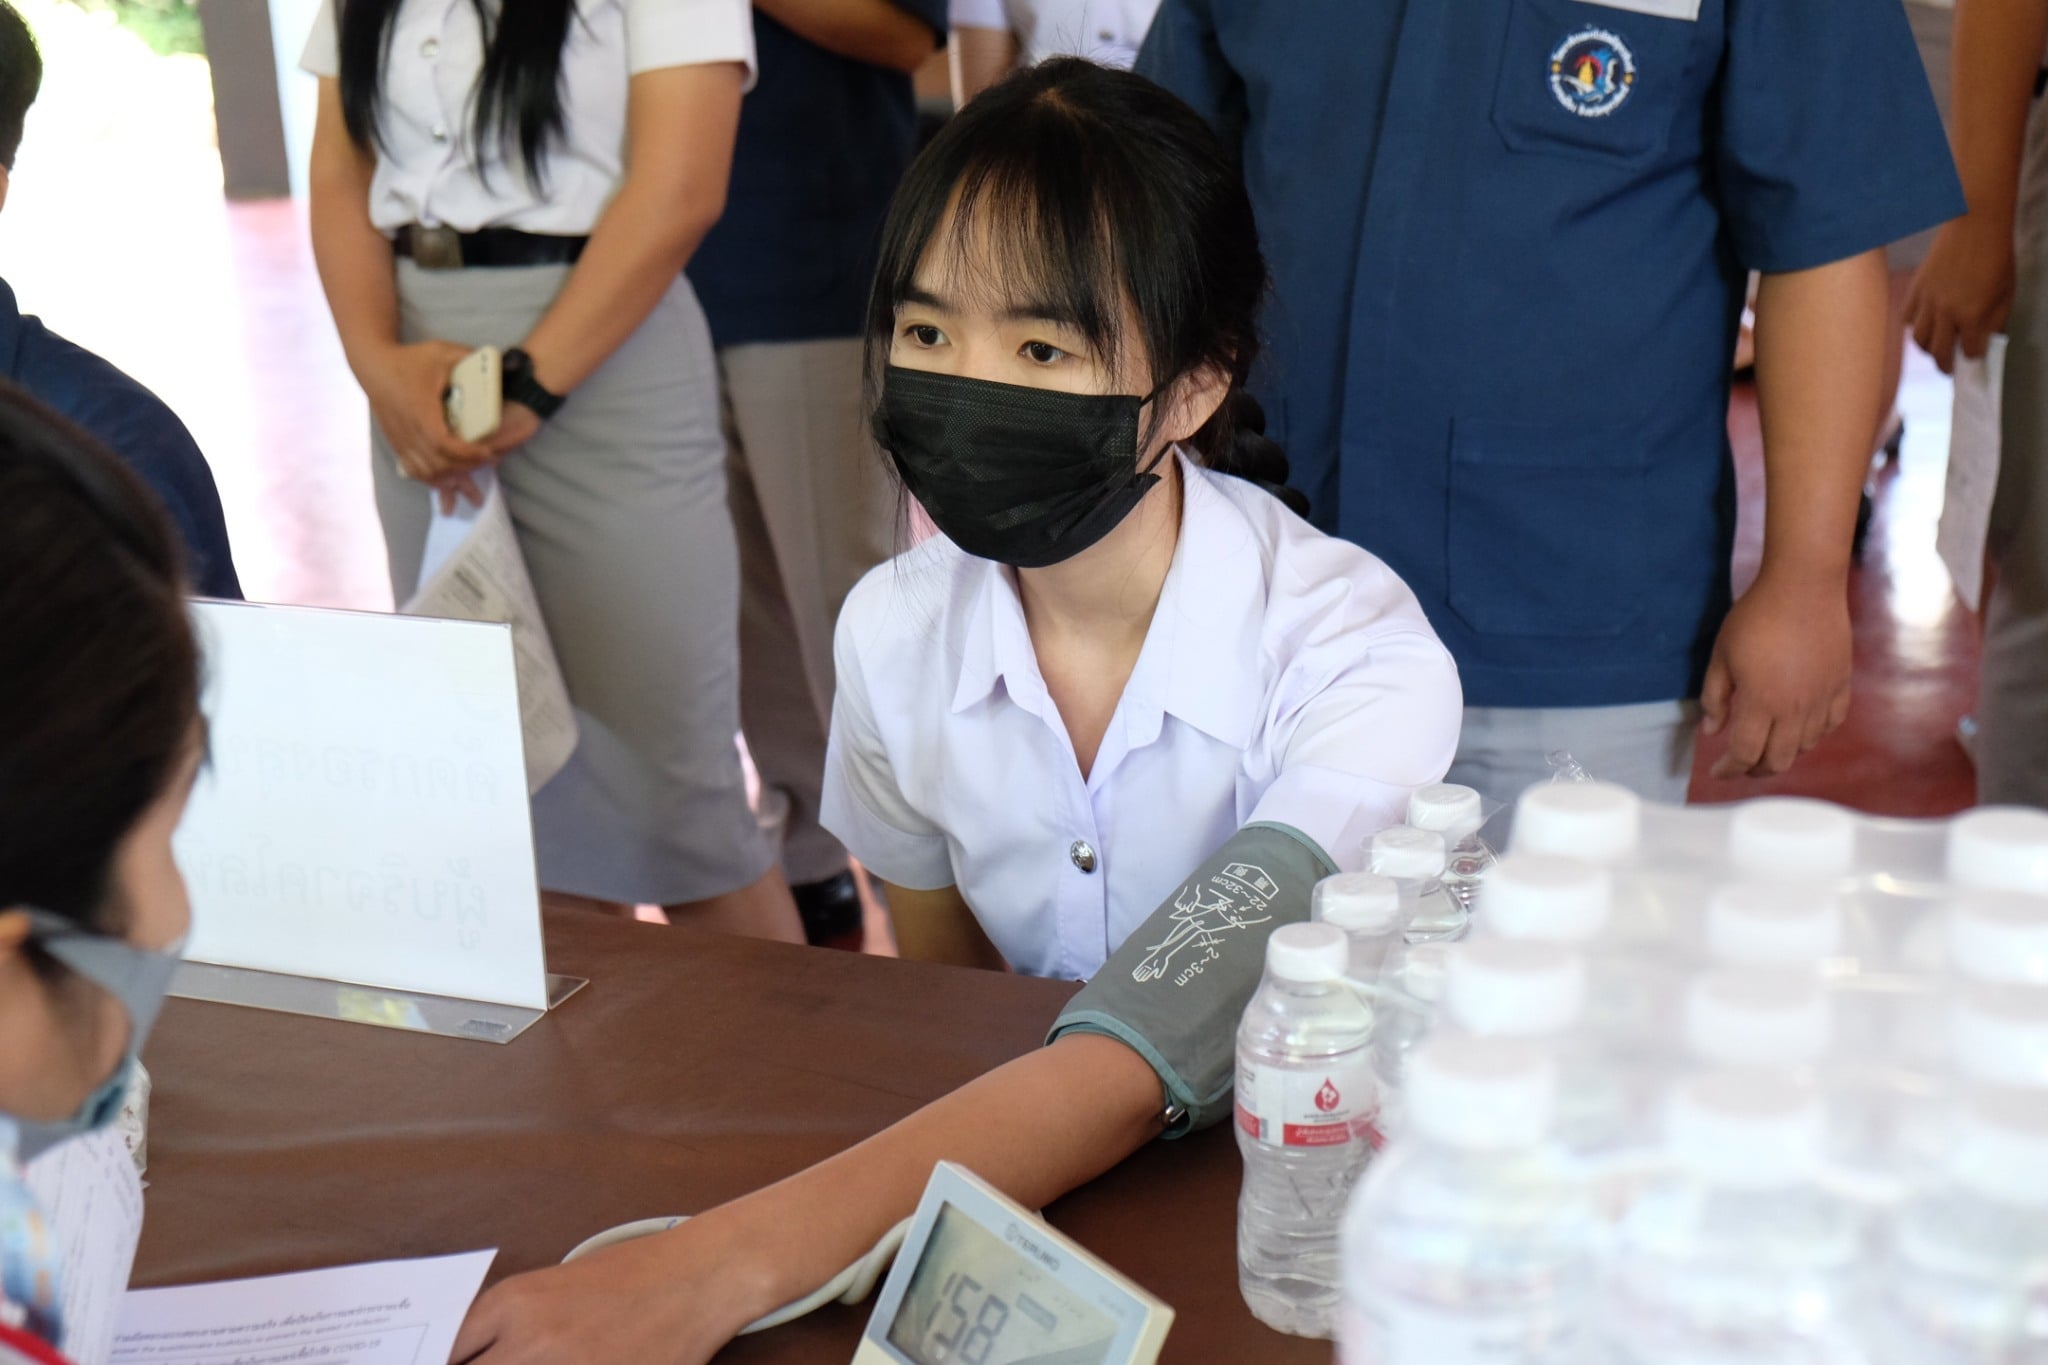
[865,57,1305,516]
[0,384,198,937]
[338,0,577,191]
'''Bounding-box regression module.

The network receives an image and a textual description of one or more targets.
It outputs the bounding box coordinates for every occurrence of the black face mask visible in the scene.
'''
[873,366,1167,569]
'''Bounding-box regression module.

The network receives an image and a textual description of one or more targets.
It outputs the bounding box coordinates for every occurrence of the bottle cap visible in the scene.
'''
[1684,970,1833,1068]
[1407,784,1485,841]
[1950,1089,2048,1205]
[1264,922,1349,983]
[1312,873,1403,935]
[1704,883,1846,967]
[1510,781,1642,863]
[1946,893,2048,986]
[1948,807,2048,895]
[1950,984,2048,1087]
[1443,939,1587,1038]
[1728,798,1858,878]
[1666,1070,1824,1189]
[1369,825,1447,879]
[1479,854,1614,943]
[1405,1036,1556,1150]
[1388,941,1454,1005]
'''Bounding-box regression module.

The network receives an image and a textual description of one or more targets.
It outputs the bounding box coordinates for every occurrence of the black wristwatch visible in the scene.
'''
[501,347,565,420]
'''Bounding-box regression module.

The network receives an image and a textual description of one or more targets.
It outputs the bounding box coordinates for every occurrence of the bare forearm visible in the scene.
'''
[1950,0,2048,227]
[699,1034,1164,1320]
[884,882,1009,970]
[950,25,1019,105]
[754,0,935,73]
[1751,251,1890,587]
[307,85,399,376]
[517,181,722,396]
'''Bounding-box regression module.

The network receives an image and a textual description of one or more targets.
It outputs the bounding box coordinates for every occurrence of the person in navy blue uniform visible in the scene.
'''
[1140,0,1961,821]
[0,3,240,601]
[686,0,946,944]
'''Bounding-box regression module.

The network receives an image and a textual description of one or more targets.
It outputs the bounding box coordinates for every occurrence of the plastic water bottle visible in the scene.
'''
[1683,970,1835,1070]
[1407,784,1496,919]
[1339,1037,1589,1363]
[1945,806,2048,896]
[1441,938,1587,1041]
[1876,1089,2048,1363]
[1945,893,2048,986]
[1728,798,1859,881]
[1948,982,2048,1088]
[1511,780,1643,864]
[1236,922,1381,1338]
[1313,873,1405,983]
[1607,1071,1864,1364]
[1703,883,1846,969]
[1369,826,1463,942]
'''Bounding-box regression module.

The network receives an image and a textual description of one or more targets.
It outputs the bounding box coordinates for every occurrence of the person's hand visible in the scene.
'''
[1907,215,2017,375]
[451,1218,771,1365]
[357,339,494,484]
[482,401,543,457]
[1699,571,1853,779]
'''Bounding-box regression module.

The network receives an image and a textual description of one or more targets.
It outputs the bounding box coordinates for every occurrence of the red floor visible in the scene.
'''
[9,201,1982,820]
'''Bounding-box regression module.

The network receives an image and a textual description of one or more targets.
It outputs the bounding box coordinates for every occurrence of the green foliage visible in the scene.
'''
[60,0,204,57]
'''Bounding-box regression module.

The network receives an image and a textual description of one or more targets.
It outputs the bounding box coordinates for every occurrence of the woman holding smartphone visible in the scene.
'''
[303,0,799,938]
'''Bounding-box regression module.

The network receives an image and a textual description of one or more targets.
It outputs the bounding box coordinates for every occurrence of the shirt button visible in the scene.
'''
[1098,29,1115,40]
[420,36,439,59]
[1069,840,1097,874]
[432,124,450,144]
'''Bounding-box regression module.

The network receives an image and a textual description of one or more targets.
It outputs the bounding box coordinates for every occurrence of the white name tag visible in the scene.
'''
[1576,0,1702,20]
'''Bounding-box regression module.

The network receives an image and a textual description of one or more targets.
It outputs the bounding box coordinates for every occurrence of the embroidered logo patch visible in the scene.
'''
[1549,28,1636,119]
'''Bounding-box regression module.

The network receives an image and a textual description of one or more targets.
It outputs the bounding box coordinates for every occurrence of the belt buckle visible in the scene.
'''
[411,225,464,270]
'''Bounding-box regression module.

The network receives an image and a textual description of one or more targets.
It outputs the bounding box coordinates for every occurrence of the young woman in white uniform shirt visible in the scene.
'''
[452,59,1456,1362]
[303,0,799,938]
[949,0,1158,103]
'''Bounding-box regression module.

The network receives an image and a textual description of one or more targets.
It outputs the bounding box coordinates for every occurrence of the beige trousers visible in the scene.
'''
[721,338,899,883]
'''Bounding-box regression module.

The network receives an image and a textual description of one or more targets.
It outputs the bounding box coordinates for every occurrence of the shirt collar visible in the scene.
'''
[949,452,1266,751]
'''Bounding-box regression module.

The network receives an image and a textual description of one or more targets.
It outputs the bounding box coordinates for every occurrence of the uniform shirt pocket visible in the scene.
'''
[1445,415,1648,639]
[1491,0,1699,165]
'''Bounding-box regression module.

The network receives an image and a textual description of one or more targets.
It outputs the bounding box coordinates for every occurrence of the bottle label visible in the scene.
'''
[1340,1297,1577,1364]
[1235,1056,1381,1149]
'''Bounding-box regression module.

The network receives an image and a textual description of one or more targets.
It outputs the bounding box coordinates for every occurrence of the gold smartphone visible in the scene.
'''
[444,345,503,441]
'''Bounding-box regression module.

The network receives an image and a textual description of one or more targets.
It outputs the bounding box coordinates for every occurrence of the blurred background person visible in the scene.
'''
[303,0,800,940]
[686,0,945,947]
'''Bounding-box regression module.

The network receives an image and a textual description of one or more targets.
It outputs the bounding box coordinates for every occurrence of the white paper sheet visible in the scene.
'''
[110,1250,496,1365]
[23,1131,145,1365]
[404,473,578,794]
[1938,334,2007,613]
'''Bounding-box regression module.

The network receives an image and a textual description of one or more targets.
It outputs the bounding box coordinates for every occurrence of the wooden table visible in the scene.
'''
[133,911,1332,1363]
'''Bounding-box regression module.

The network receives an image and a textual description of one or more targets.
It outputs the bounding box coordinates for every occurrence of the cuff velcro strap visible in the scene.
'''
[1046,821,1336,1138]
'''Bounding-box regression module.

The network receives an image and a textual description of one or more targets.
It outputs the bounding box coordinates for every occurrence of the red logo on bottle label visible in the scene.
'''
[1315,1079,1341,1112]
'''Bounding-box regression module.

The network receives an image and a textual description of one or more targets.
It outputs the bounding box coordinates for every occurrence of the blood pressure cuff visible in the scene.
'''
[1045,821,1336,1139]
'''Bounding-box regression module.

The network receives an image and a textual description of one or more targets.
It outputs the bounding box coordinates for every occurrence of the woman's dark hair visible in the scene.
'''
[865,57,1305,516]
[0,0,41,171]
[0,384,199,935]
[338,0,577,191]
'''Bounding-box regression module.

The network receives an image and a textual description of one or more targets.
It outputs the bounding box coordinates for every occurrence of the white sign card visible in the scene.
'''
[174,600,549,1011]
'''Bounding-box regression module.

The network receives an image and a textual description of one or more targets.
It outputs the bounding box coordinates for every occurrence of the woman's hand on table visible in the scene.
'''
[450,1217,772,1365]
[357,339,493,486]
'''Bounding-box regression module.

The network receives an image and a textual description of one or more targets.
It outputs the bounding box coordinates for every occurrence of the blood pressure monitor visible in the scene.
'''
[855,1162,1173,1365]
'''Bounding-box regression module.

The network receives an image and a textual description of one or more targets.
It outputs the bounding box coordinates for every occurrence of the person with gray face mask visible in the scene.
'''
[0,384,203,1363]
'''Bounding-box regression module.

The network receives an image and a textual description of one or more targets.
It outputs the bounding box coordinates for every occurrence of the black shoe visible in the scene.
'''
[793,871,862,947]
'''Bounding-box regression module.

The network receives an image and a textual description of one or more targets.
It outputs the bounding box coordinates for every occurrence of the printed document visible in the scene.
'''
[404,473,577,792]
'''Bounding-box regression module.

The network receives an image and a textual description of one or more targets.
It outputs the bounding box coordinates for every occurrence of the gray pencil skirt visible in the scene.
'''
[371,259,771,903]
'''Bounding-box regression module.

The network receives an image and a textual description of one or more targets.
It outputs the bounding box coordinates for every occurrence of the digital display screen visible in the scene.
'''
[886,1204,1120,1365]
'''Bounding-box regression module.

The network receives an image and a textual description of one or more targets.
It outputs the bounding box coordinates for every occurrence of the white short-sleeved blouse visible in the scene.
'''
[822,454,1462,981]
[301,0,755,234]
[948,0,1159,70]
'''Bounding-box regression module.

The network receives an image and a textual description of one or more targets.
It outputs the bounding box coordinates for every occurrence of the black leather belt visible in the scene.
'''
[393,225,588,270]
